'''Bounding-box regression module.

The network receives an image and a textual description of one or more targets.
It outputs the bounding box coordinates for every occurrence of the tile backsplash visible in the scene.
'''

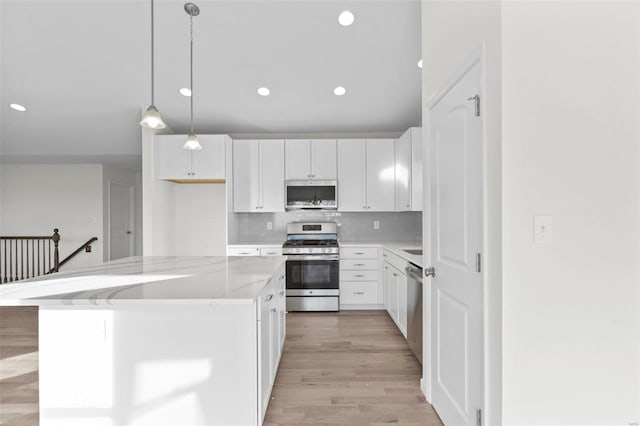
[228,210,422,243]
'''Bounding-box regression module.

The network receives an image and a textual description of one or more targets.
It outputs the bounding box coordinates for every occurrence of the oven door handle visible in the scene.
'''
[285,255,340,261]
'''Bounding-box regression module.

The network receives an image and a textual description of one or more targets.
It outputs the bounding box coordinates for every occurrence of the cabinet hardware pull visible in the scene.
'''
[354,291,365,295]
[393,273,398,277]
[354,263,365,266]
[265,294,273,301]
[354,274,365,277]
[279,291,284,296]
[271,308,277,313]
[354,252,365,255]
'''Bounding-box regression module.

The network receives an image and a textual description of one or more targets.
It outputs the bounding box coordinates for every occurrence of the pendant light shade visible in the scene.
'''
[183,3,202,150]
[184,132,202,150]
[140,105,165,129]
[141,0,166,129]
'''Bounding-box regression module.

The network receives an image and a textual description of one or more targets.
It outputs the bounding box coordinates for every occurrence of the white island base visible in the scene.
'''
[0,257,286,426]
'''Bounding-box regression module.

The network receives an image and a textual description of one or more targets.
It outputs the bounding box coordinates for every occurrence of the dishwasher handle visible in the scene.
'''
[405,265,423,283]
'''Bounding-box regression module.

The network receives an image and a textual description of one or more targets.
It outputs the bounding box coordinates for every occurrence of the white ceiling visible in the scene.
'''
[0,0,422,170]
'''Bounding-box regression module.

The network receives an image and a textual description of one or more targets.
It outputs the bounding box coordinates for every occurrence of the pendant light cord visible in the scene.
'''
[189,12,194,133]
[151,0,155,106]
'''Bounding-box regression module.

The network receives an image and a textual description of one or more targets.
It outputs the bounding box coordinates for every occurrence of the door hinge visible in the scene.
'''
[476,409,482,426]
[468,94,480,117]
[476,253,481,273]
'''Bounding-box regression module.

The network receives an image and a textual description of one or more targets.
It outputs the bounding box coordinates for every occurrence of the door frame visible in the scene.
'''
[107,179,136,261]
[422,43,490,421]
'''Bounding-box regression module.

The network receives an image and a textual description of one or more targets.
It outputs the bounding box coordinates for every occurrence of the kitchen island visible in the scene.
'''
[0,256,286,426]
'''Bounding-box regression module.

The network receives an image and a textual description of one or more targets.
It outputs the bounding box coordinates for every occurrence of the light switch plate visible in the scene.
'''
[373,220,380,230]
[534,215,552,244]
[266,221,273,230]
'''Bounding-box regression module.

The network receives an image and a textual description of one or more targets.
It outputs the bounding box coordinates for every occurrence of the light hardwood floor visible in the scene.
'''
[0,308,442,425]
[0,306,39,426]
[265,311,443,425]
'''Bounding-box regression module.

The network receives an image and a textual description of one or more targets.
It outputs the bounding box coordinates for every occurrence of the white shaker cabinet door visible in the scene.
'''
[366,138,396,212]
[155,135,191,179]
[337,139,367,212]
[310,139,337,180]
[192,135,226,179]
[259,139,285,212]
[410,127,423,212]
[395,130,412,211]
[285,139,311,180]
[233,140,261,212]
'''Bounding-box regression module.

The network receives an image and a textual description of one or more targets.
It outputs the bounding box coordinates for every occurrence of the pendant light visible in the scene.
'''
[140,0,166,129]
[183,3,202,150]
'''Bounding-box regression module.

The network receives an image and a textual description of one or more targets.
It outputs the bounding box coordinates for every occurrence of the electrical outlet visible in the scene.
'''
[266,221,273,230]
[534,215,552,244]
[373,220,380,230]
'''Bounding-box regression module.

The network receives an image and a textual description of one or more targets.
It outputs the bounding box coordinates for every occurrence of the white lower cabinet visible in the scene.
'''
[257,264,285,423]
[339,246,380,308]
[383,250,408,337]
[227,245,282,257]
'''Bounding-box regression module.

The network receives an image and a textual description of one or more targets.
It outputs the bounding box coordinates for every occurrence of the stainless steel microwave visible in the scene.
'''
[285,180,337,210]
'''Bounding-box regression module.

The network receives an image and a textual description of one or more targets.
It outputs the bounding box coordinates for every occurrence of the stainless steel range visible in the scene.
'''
[282,222,339,312]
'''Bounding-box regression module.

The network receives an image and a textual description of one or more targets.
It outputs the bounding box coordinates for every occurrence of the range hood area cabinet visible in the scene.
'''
[285,139,337,180]
[337,138,396,212]
[233,139,285,213]
[155,134,227,182]
[394,127,423,212]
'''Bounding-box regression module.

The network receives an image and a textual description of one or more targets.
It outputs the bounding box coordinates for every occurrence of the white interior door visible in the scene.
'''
[427,57,483,426]
[109,181,134,261]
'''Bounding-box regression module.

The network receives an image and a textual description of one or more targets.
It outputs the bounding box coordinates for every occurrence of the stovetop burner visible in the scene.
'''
[282,222,339,255]
[283,239,338,247]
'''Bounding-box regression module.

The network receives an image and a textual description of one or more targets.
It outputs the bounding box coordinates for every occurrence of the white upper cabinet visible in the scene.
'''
[192,135,226,178]
[394,127,423,212]
[155,135,226,181]
[366,138,396,211]
[285,139,337,180]
[260,140,285,212]
[337,139,395,212]
[410,128,423,212]
[337,139,367,211]
[395,131,412,211]
[310,139,337,179]
[233,139,284,213]
[285,139,310,180]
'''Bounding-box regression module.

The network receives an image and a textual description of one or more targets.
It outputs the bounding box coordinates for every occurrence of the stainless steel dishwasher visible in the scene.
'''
[406,263,423,365]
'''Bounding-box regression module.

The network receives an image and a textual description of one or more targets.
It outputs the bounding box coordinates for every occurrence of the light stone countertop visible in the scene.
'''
[0,256,285,307]
[227,241,424,268]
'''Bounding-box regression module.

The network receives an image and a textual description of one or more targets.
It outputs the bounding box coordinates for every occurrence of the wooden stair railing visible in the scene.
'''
[51,237,98,273]
[1,228,60,283]
[0,229,97,284]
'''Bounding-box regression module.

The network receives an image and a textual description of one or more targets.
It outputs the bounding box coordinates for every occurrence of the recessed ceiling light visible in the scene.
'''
[179,88,191,96]
[338,10,355,26]
[333,86,346,96]
[257,87,270,96]
[9,103,26,112]
[418,59,423,69]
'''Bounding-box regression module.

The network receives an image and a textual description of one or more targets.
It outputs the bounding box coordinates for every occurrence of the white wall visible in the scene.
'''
[174,184,227,256]
[141,127,175,255]
[0,164,104,269]
[421,1,503,424]
[501,2,639,424]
